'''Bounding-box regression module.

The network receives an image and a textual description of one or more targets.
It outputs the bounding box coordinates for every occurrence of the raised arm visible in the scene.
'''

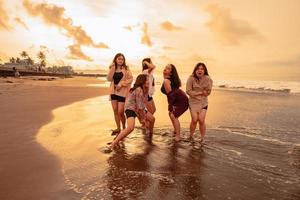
[143,61,156,73]
[106,63,115,81]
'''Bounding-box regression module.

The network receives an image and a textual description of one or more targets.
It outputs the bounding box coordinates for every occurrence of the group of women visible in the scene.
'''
[106,53,213,149]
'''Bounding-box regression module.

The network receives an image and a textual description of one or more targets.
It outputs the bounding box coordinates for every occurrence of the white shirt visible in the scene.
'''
[142,69,155,97]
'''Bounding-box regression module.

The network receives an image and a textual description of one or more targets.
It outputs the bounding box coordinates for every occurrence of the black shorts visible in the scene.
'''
[125,109,137,118]
[147,95,153,102]
[111,94,126,102]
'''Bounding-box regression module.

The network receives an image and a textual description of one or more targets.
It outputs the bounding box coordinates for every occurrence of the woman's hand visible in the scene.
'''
[109,63,115,69]
[202,90,209,96]
[143,61,149,66]
[120,80,127,87]
[115,85,122,91]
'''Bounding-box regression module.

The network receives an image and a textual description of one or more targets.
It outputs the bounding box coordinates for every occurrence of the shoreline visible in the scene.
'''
[35,86,300,199]
[1,77,299,199]
[0,77,109,200]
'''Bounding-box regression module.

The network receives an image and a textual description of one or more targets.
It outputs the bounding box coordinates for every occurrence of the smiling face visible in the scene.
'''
[163,64,172,78]
[115,55,125,67]
[195,66,205,78]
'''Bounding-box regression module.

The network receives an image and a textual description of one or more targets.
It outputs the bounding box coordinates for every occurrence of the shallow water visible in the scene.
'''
[37,90,300,200]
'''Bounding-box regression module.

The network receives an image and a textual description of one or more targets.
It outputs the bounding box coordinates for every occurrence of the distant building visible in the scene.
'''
[1,60,40,72]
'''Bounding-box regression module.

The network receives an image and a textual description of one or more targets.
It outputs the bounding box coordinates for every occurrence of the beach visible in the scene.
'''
[1,77,300,200]
[0,76,109,200]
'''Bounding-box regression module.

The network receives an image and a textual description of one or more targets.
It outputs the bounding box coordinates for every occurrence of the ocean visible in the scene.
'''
[37,84,300,199]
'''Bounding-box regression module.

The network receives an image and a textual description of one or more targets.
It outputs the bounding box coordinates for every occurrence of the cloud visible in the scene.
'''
[67,44,93,61]
[141,22,152,47]
[94,42,109,48]
[14,17,29,30]
[257,55,300,67]
[162,46,175,50]
[123,25,133,31]
[160,21,182,31]
[23,0,108,61]
[205,4,263,45]
[0,0,11,30]
[123,23,140,32]
[189,54,215,63]
[0,51,9,62]
[55,59,65,66]
[29,44,35,49]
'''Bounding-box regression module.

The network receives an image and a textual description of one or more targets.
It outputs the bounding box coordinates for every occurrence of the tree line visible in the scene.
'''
[5,51,74,74]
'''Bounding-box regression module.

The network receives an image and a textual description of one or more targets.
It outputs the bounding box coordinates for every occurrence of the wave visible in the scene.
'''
[153,77,300,94]
[213,80,300,94]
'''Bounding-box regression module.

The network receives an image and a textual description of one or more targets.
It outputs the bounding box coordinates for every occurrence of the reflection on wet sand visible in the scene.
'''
[37,90,300,199]
[105,134,206,200]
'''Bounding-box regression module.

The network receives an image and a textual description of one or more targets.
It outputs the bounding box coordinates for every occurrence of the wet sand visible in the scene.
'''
[36,86,300,200]
[1,76,299,199]
[0,77,109,200]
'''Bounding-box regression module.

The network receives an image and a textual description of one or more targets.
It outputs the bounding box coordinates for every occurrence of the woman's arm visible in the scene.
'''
[186,77,204,97]
[143,61,156,73]
[120,69,133,87]
[136,88,146,122]
[163,79,176,112]
[106,63,115,81]
[202,78,213,96]
[163,79,172,94]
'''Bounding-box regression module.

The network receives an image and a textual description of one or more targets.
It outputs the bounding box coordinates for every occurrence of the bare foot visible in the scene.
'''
[175,136,181,142]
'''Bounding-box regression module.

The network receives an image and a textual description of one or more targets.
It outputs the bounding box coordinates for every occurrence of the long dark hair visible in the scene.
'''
[142,58,151,71]
[113,53,128,70]
[192,62,209,79]
[130,74,148,92]
[169,64,181,88]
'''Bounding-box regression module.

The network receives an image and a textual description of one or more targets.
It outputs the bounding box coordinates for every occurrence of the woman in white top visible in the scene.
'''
[142,58,156,114]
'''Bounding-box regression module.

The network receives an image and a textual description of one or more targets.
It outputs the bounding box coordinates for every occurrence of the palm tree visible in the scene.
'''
[37,51,45,61]
[27,57,34,65]
[16,57,21,63]
[40,60,46,67]
[9,57,16,63]
[20,51,28,59]
[37,51,46,72]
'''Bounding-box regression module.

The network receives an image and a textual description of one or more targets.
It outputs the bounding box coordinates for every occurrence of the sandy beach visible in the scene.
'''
[1,77,300,200]
[0,76,109,200]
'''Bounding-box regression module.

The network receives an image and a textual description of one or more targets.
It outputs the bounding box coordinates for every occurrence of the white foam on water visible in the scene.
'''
[215,127,294,146]
[214,80,300,94]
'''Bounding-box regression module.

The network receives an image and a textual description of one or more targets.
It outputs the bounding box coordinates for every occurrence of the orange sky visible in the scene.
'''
[0,0,299,80]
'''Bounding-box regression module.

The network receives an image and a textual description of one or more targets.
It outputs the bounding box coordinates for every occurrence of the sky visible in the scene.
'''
[0,0,299,81]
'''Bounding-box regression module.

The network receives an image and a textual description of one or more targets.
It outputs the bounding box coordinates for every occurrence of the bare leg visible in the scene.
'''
[189,110,199,138]
[146,99,156,114]
[169,112,181,141]
[168,112,176,135]
[111,117,135,148]
[111,100,120,131]
[118,102,126,129]
[198,109,207,139]
[145,112,155,134]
